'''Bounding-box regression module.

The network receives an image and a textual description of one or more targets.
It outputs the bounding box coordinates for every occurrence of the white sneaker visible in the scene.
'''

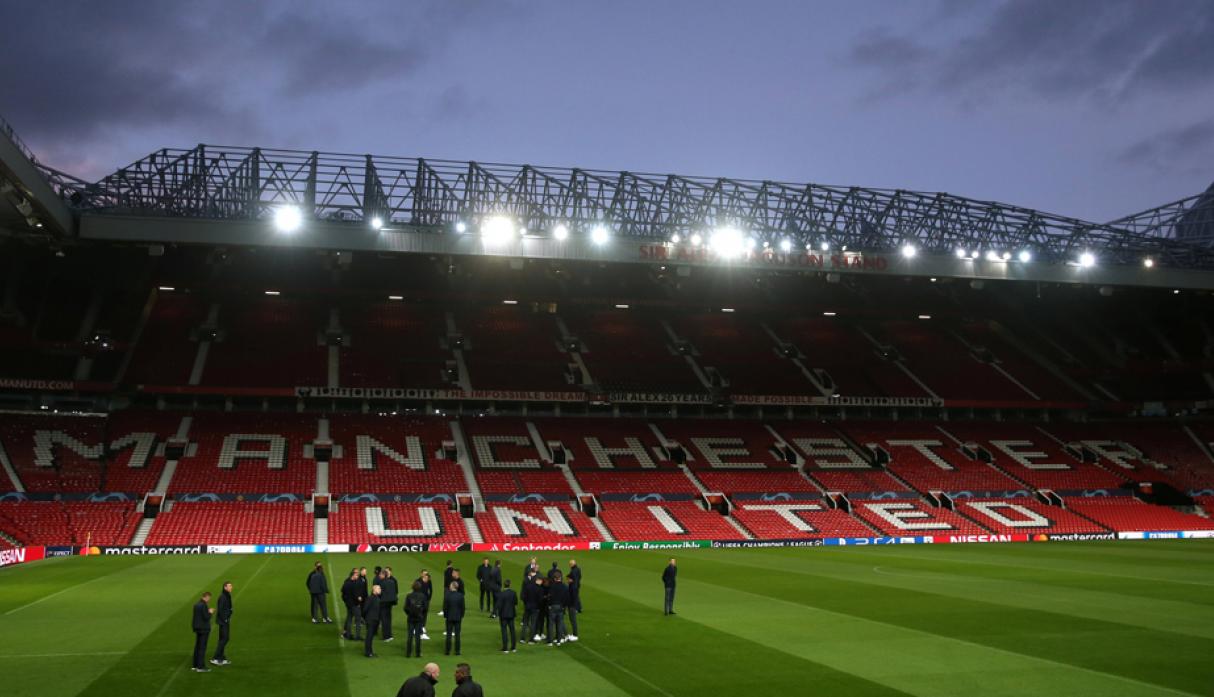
[533,634,542,642]
[438,611,444,617]
[568,635,578,642]
[421,633,430,640]
[209,659,222,666]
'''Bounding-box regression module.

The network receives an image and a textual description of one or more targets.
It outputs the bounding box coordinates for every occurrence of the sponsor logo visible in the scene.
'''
[471,542,589,552]
[256,545,311,554]
[933,534,1028,544]
[364,544,429,553]
[207,545,257,554]
[100,545,203,555]
[1183,530,1214,539]
[710,539,825,549]
[602,540,712,551]
[1143,531,1182,540]
[1,546,46,567]
[45,546,75,557]
[1038,532,1116,542]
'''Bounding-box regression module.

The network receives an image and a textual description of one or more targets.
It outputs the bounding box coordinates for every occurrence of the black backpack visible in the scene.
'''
[405,593,425,620]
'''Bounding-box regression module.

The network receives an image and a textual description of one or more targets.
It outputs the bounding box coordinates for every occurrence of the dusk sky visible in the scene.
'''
[2,0,1212,222]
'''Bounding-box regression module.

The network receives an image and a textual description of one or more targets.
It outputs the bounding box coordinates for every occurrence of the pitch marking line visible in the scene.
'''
[577,643,677,697]
[4,565,124,615]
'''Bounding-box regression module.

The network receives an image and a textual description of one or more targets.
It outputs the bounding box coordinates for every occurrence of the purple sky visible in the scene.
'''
[3,0,1212,222]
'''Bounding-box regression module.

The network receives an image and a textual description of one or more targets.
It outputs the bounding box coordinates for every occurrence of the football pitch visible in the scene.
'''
[3,542,1213,697]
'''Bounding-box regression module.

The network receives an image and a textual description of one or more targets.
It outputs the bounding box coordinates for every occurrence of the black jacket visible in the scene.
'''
[192,599,211,633]
[663,564,677,588]
[443,566,455,589]
[362,593,381,622]
[442,589,465,622]
[307,569,328,594]
[341,578,364,605]
[452,577,465,595]
[496,588,518,619]
[418,577,433,601]
[547,563,561,581]
[216,590,233,625]
[476,564,489,585]
[453,677,484,697]
[569,565,582,589]
[396,672,437,697]
[487,566,502,591]
[381,575,399,604]
[548,581,570,608]
[404,590,428,621]
[521,580,541,610]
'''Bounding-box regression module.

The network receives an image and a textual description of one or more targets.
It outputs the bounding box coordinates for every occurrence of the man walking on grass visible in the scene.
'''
[307,562,331,623]
[662,557,677,615]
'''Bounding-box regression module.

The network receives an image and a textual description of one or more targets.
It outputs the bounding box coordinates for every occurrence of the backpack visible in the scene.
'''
[406,594,425,620]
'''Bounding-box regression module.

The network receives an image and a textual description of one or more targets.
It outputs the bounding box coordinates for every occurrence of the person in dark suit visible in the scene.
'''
[404,581,428,658]
[396,663,439,697]
[451,568,465,595]
[341,570,365,640]
[442,561,456,594]
[442,582,465,656]
[546,571,569,645]
[306,562,331,623]
[568,559,583,612]
[662,558,677,615]
[362,585,382,657]
[417,570,433,640]
[191,591,214,672]
[564,575,579,642]
[452,663,483,697]
[521,573,541,642]
[381,567,399,641]
[485,565,500,619]
[476,558,491,612]
[547,561,561,581]
[496,579,517,653]
[209,582,233,665]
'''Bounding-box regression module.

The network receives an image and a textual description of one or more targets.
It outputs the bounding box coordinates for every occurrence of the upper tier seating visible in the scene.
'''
[462,418,574,497]
[773,316,928,398]
[1065,497,1214,532]
[168,413,318,495]
[775,421,911,494]
[328,503,470,545]
[564,308,705,393]
[839,421,1022,494]
[145,502,312,545]
[0,501,139,546]
[669,313,811,394]
[339,301,451,389]
[598,502,744,541]
[870,319,1033,401]
[327,416,466,495]
[459,305,570,391]
[940,423,1127,491]
[202,296,327,388]
[124,293,210,386]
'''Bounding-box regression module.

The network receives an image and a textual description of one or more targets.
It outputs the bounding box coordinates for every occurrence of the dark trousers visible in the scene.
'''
[310,593,329,620]
[664,586,676,614]
[479,585,491,611]
[444,620,461,654]
[500,616,516,650]
[212,623,230,660]
[522,608,538,639]
[567,606,579,637]
[572,587,582,612]
[344,601,364,638]
[380,601,394,639]
[406,619,424,657]
[192,630,209,669]
[547,606,565,644]
[364,617,379,656]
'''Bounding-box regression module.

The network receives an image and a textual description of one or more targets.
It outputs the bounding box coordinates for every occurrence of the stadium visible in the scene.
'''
[3,38,1214,697]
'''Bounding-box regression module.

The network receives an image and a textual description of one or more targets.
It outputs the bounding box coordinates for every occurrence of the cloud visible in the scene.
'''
[1117,119,1214,175]
[845,0,1214,101]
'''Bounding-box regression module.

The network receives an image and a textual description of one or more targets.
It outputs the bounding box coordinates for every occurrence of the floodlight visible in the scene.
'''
[274,206,302,233]
[370,216,384,230]
[901,244,917,259]
[455,221,467,233]
[780,239,792,253]
[820,241,829,252]
[670,233,681,244]
[591,225,610,245]
[710,227,746,258]
[1018,250,1032,263]
[690,233,703,246]
[481,215,516,243]
[1001,252,1011,261]
[553,223,569,240]
[985,250,1000,262]
[1079,252,1095,268]
[956,248,967,259]
[1143,257,1154,268]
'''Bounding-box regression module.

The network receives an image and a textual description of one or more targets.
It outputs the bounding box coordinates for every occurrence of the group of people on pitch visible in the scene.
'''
[189,581,234,672]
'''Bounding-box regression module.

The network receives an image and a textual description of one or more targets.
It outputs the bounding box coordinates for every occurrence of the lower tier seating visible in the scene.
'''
[852,499,990,535]
[954,498,1109,535]
[1064,498,1214,532]
[145,502,312,545]
[598,502,744,541]
[475,503,603,544]
[0,501,139,546]
[328,503,470,545]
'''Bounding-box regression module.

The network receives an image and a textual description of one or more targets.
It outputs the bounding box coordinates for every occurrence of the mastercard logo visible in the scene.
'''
[79,546,102,556]
[1033,534,1048,542]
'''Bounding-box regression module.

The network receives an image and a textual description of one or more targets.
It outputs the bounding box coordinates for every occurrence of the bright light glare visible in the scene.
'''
[264,290,281,296]
[274,206,302,233]
[1018,250,1032,263]
[901,244,917,259]
[670,234,681,244]
[1143,257,1155,268]
[1079,252,1096,268]
[370,216,384,230]
[481,216,516,244]
[553,224,569,240]
[820,241,829,251]
[780,239,793,253]
[710,227,746,258]
[455,221,467,233]
[157,286,175,292]
[388,295,404,301]
[956,248,968,259]
[591,225,610,245]
[985,250,1000,262]
[690,233,703,246]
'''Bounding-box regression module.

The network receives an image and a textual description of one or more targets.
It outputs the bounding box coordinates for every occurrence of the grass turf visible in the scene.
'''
[2,541,1213,697]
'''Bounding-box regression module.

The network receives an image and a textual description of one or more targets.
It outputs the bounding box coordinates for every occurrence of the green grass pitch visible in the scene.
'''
[3,541,1213,697]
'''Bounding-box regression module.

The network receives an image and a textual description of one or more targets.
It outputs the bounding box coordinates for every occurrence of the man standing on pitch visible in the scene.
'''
[362,585,382,657]
[381,567,399,641]
[405,581,428,658]
[476,558,491,613]
[496,579,517,653]
[417,569,433,640]
[487,560,502,618]
[564,574,579,642]
[546,571,569,645]
[662,558,677,615]
[452,663,484,697]
[443,581,465,656]
[210,582,233,665]
[568,559,583,613]
[521,573,542,642]
[396,662,440,697]
[307,562,331,623]
[191,591,214,673]
[341,569,365,640]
